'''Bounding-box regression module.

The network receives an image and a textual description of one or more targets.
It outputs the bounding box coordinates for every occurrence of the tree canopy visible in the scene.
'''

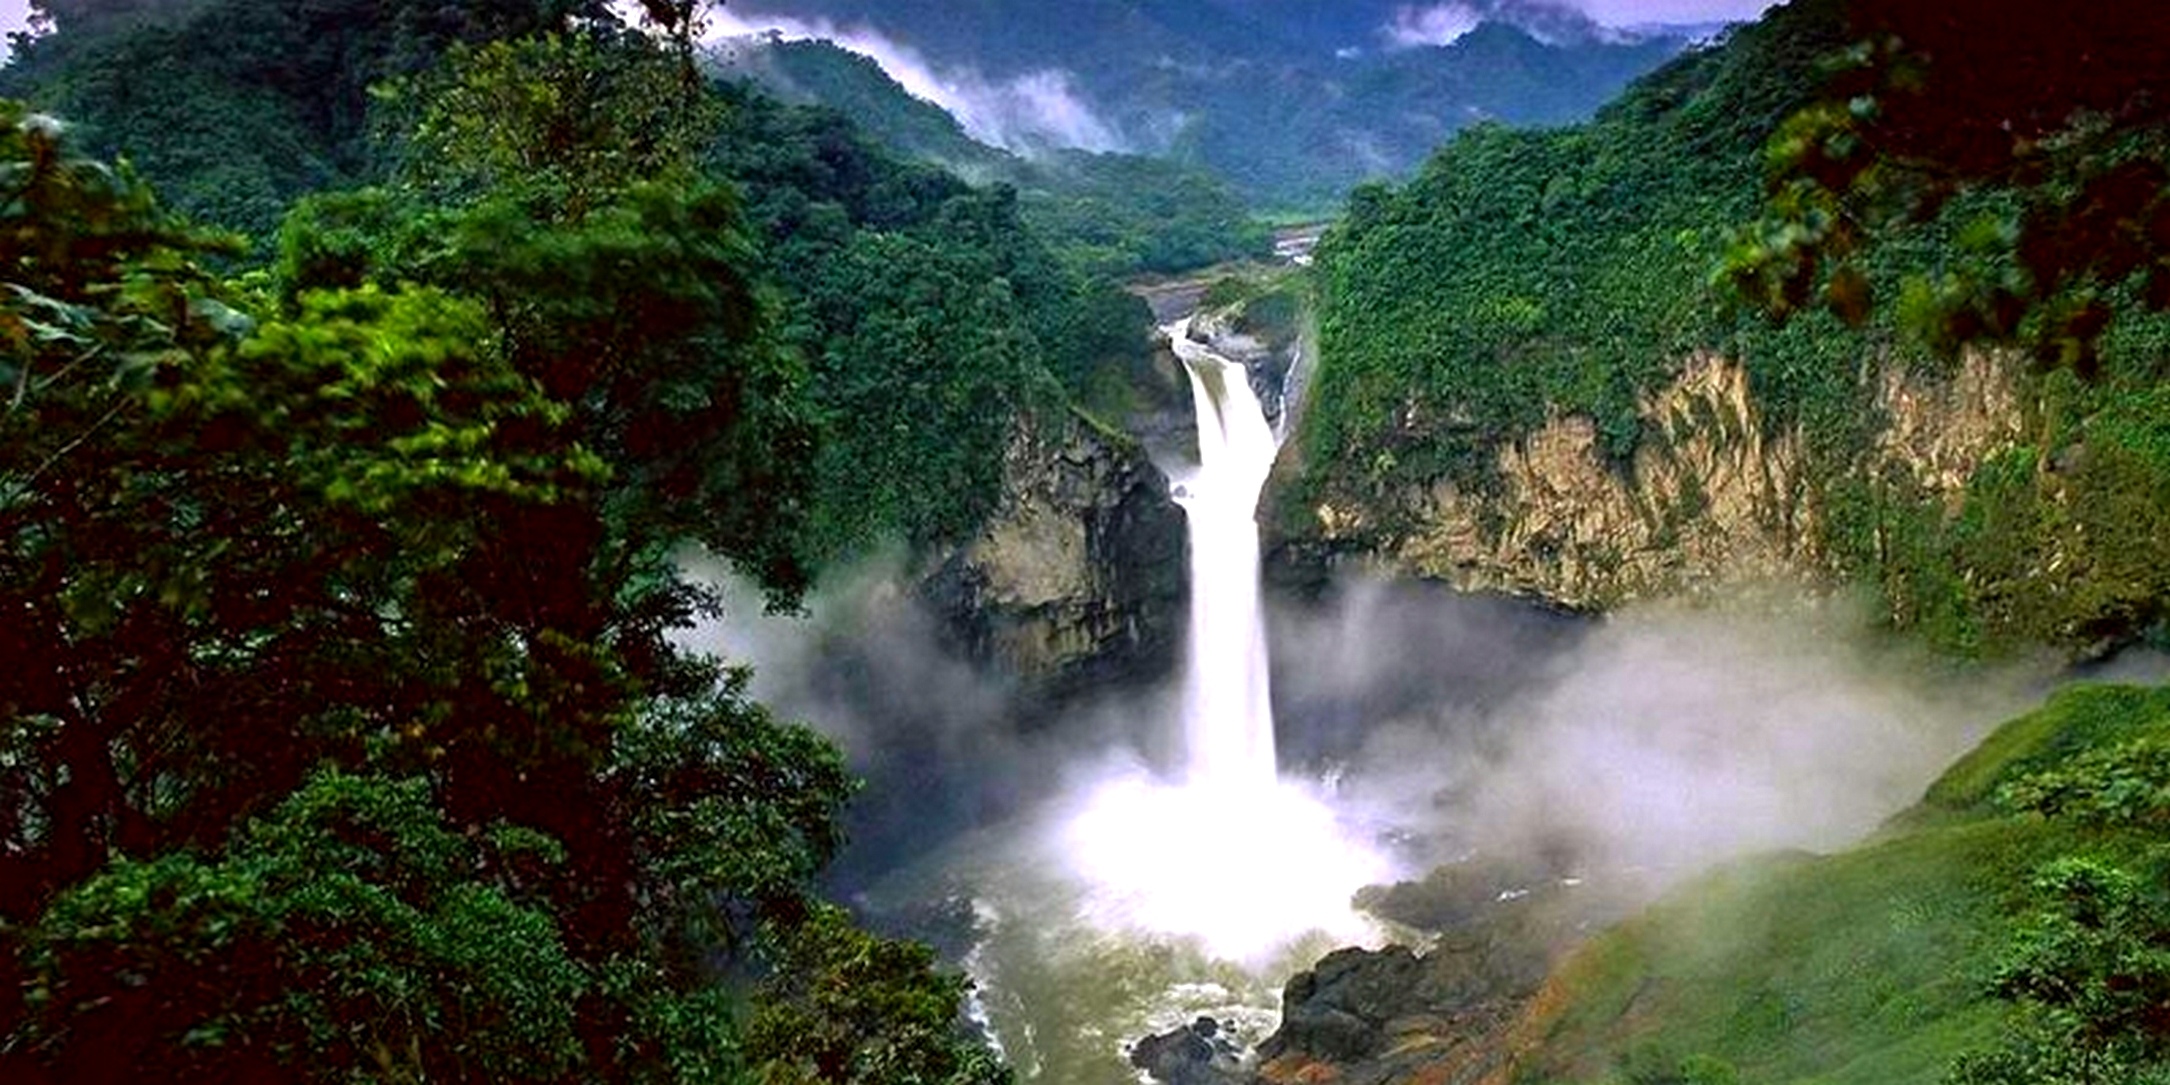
[1724,0,2170,372]
[0,19,1010,1078]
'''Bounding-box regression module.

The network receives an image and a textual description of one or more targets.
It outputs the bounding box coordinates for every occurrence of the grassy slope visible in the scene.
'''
[1507,684,2170,1084]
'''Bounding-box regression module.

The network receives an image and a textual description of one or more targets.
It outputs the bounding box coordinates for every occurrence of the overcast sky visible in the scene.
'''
[1,0,32,62]
[1568,0,1776,25]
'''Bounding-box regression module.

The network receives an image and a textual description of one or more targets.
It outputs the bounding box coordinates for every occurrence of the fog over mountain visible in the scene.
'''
[705,0,1719,205]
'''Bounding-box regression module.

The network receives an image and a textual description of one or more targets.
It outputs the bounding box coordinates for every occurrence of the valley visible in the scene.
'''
[4,2,2170,1084]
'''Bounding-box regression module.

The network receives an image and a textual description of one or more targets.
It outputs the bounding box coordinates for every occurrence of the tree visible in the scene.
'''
[1724,0,2170,371]
[1,65,1001,1080]
[0,0,618,237]
[16,772,591,1083]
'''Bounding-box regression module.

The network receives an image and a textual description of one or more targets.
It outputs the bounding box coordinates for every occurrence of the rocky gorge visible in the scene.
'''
[919,408,1189,711]
[1271,349,2025,614]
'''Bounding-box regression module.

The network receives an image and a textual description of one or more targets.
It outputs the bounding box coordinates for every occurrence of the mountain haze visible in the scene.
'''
[710,0,1706,205]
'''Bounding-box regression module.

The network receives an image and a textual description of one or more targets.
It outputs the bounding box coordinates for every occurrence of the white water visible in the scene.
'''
[1052,318,1397,968]
[704,313,1404,1078]
[1167,316,1281,791]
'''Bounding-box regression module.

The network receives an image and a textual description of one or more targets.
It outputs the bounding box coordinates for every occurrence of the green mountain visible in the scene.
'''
[1284,0,2170,658]
[709,36,1271,279]
[1255,3,2170,1076]
[1489,681,2170,1084]
[0,4,1184,1078]
[711,0,1697,208]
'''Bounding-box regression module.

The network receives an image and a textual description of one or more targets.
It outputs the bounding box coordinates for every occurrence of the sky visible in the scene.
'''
[0,0,1782,65]
[1,0,30,61]
[0,0,1783,56]
[1567,0,1776,25]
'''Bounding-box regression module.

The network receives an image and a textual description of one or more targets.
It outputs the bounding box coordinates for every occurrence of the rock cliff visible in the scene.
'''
[1280,351,2022,611]
[920,408,1187,708]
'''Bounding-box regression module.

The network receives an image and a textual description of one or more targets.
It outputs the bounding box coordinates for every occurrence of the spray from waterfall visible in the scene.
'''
[1053,317,1397,966]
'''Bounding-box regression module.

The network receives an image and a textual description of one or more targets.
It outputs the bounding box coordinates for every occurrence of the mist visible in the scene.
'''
[1277,583,2059,886]
[1386,4,1486,48]
[699,7,1131,154]
[673,553,1172,890]
[683,552,2070,920]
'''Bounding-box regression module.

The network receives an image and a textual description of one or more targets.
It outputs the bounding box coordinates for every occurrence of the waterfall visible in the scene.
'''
[1165,317,1280,792]
[1049,317,1395,968]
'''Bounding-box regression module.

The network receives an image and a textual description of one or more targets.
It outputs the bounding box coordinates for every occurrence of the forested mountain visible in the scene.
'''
[1251,3,2170,1079]
[714,0,1697,207]
[722,0,1661,75]
[1,0,1213,559]
[13,0,2170,1082]
[0,0,1178,1077]
[709,37,1271,279]
[0,0,616,236]
[1289,0,2170,659]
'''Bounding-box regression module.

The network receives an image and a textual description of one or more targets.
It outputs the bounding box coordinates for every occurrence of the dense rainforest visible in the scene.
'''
[699,0,1696,209]
[1269,1,2170,1082]
[1297,0,2170,657]
[12,0,2170,1083]
[710,38,1271,280]
[0,0,1236,1077]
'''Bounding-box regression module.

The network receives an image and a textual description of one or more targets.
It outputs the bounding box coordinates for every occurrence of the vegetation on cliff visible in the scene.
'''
[685,0,1694,210]
[1284,2,2170,1080]
[0,0,1175,1076]
[1503,684,2170,1085]
[4,0,1211,564]
[713,37,1272,280]
[1297,0,2170,656]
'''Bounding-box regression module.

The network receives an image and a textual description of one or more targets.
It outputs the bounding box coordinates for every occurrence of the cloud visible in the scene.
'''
[1380,0,1772,49]
[1385,3,1485,48]
[685,546,2075,945]
[1564,0,1777,28]
[694,5,1129,154]
[1,3,39,63]
[1273,583,2057,883]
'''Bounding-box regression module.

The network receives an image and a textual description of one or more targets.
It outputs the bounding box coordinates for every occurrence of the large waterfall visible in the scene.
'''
[1166,316,1280,791]
[1049,315,1393,970]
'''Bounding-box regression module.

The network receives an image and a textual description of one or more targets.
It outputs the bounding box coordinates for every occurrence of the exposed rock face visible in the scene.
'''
[1289,352,2022,610]
[1190,304,1303,432]
[1133,1017,1250,1085]
[1253,940,1548,1085]
[921,409,1186,708]
[1250,860,1628,1085]
[1872,349,2026,502]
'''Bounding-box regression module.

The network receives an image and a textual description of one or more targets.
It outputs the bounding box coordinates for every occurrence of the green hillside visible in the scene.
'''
[1296,0,2170,656]
[1510,684,2170,1084]
[0,4,1142,1078]
[711,36,1272,279]
[705,0,1694,209]
[1292,3,2170,1077]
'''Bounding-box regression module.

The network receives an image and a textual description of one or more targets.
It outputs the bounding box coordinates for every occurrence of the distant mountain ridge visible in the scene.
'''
[710,0,1709,207]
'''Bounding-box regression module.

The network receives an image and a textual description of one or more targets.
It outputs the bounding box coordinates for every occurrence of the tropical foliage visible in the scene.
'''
[0,10,1013,1079]
[1299,0,2170,656]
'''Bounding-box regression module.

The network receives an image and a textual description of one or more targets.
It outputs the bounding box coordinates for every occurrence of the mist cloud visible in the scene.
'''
[1565,0,1776,28]
[1385,4,1484,48]
[698,7,1130,154]
[683,549,2072,924]
[674,553,1171,889]
[1285,586,2059,882]
[1381,0,1770,49]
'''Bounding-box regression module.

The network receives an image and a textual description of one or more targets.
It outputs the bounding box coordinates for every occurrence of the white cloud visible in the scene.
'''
[1565,0,1776,27]
[692,4,1129,155]
[1385,3,1484,48]
[1,0,36,63]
